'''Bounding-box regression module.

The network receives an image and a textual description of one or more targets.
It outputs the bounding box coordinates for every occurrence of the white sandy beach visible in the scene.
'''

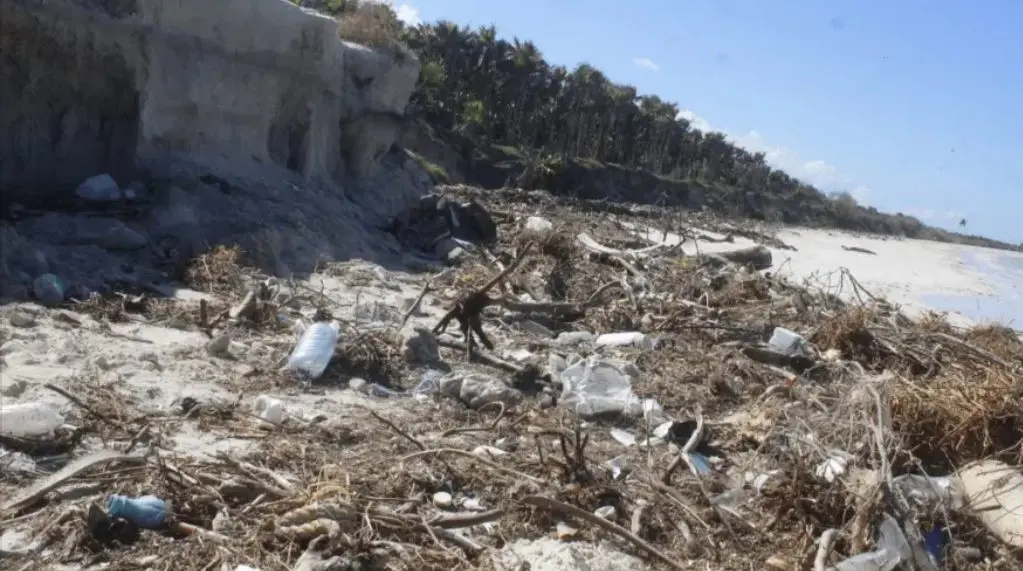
[639,225,1023,328]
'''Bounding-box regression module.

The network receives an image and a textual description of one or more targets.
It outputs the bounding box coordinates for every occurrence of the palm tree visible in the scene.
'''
[394,19,870,222]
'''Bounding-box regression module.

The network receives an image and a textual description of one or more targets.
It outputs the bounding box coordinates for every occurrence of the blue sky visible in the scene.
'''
[390,0,1022,244]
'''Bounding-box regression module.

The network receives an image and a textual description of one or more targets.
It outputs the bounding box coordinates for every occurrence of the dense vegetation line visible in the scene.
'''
[292,0,1018,250]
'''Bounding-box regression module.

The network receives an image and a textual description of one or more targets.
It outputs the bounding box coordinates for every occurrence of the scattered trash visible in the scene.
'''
[432,491,454,509]
[767,326,811,357]
[595,331,659,350]
[559,356,642,418]
[106,494,168,529]
[610,428,637,447]
[815,450,854,483]
[833,514,911,571]
[284,321,341,380]
[959,460,1023,547]
[252,395,286,424]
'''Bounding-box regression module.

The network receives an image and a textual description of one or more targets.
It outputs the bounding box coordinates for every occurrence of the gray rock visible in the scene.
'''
[401,326,440,364]
[99,222,149,251]
[8,312,37,328]
[206,334,232,357]
[32,273,66,306]
[75,174,121,201]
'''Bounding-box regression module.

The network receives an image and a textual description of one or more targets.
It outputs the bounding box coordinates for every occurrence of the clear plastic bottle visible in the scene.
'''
[284,321,341,380]
[0,402,65,438]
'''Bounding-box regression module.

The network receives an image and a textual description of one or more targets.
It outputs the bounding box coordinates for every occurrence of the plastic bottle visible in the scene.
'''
[595,331,659,350]
[833,514,911,571]
[284,321,341,379]
[106,494,168,529]
[0,402,65,438]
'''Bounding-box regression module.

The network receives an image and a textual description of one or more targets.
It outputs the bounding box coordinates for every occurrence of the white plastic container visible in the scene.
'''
[0,402,65,438]
[284,321,341,379]
[768,327,810,357]
[251,395,286,424]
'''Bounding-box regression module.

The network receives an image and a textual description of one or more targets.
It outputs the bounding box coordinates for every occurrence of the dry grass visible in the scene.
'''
[336,1,406,55]
[183,244,248,295]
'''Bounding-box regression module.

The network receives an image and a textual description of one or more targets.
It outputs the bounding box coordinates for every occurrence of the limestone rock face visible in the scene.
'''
[0,0,421,202]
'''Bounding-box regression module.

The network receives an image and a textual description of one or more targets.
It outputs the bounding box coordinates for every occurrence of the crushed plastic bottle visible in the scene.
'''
[833,513,912,571]
[284,321,341,380]
[410,370,445,400]
[560,356,642,418]
[0,402,65,438]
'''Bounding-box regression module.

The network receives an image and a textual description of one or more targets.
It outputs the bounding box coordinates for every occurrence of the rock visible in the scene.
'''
[401,327,440,364]
[75,174,121,201]
[206,334,232,357]
[32,273,65,306]
[100,223,149,251]
[8,312,36,328]
[0,379,28,398]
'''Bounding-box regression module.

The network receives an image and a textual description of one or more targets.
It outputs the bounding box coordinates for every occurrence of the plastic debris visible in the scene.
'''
[768,326,811,357]
[106,494,168,529]
[284,321,341,380]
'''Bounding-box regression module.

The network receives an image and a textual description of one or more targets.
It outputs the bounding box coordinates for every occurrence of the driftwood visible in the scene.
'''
[433,242,535,358]
[700,245,773,270]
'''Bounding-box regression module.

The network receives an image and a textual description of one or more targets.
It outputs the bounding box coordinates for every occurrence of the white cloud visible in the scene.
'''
[633,57,661,72]
[849,185,872,204]
[370,0,422,25]
[677,109,712,132]
[392,3,421,25]
[678,110,860,193]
